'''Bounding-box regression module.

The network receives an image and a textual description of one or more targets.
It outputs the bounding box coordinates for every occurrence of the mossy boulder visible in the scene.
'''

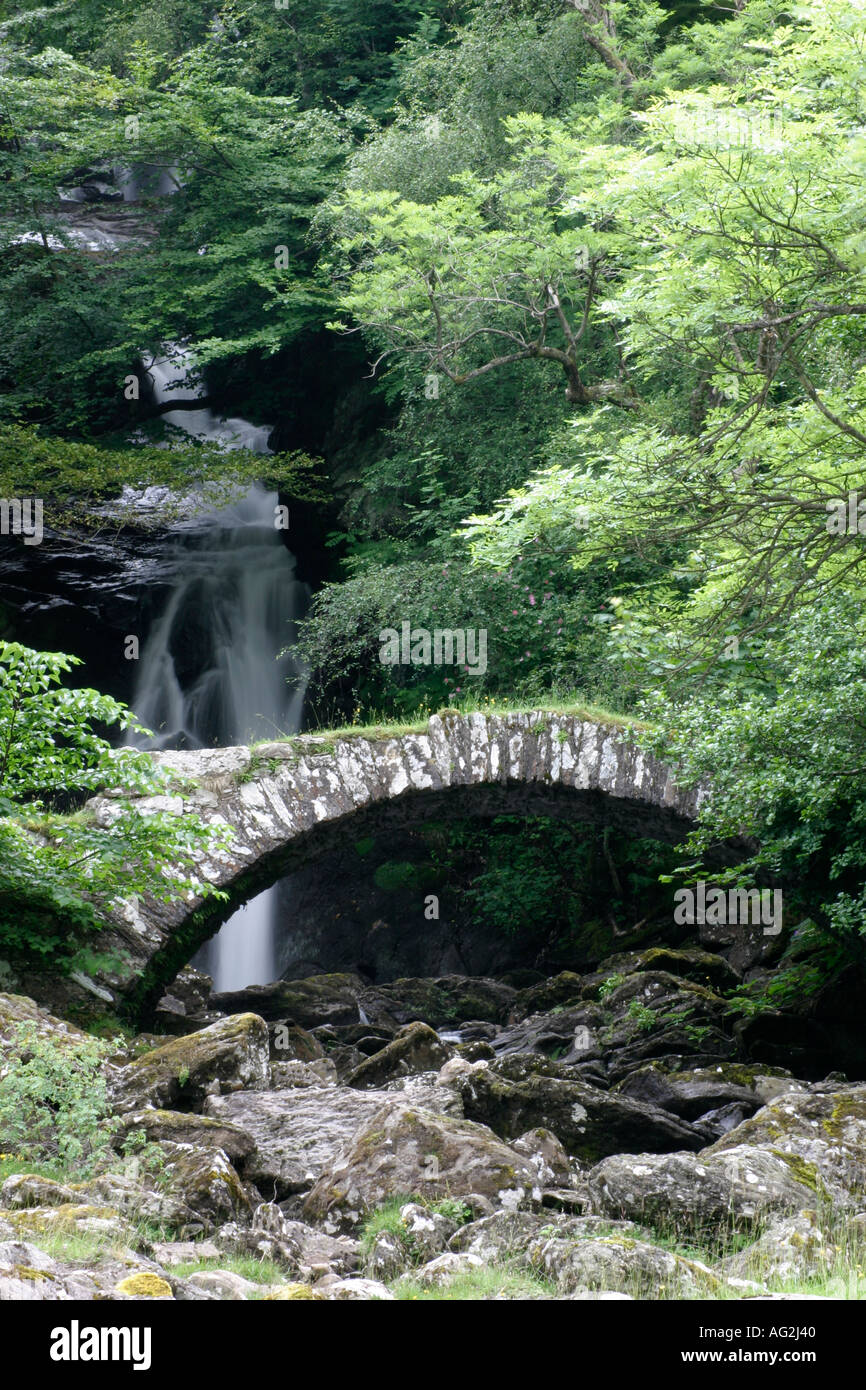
[211,975,370,1028]
[204,1086,398,1197]
[367,975,516,1027]
[112,1012,269,1111]
[722,1211,837,1284]
[528,1232,719,1298]
[586,1145,820,1234]
[0,992,88,1055]
[708,1084,866,1206]
[344,1022,452,1090]
[507,973,586,1023]
[262,1282,323,1300]
[156,1145,254,1231]
[613,1065,762,1123]
[111,1109,256,1164]
[596,949,740,993]
[0,1175,81,1210]
[454,1058,704,1163]
[303,1102,539,1231]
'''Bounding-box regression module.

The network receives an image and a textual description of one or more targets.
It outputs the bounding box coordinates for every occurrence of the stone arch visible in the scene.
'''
[87,711,703,1020]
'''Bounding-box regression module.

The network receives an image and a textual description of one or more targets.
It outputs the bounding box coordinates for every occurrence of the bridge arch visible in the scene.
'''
[88,711,703,1019]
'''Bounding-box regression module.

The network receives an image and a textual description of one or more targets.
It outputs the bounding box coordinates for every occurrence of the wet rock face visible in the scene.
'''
[0,527,184,705]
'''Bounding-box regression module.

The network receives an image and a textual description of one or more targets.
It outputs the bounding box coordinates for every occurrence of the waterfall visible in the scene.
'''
[129,345,307,991]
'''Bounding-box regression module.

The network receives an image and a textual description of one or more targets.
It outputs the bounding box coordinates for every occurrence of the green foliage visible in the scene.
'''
[626,999,658,1032]
[637,596,866,986]
[0,1022,119,1170]
[0,643,228,968]
[0,640,146,802]
[0,426,324,528]
[431,817,677,958]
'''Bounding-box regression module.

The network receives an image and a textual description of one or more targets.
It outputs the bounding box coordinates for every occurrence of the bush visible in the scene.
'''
[0,1022,119,1171]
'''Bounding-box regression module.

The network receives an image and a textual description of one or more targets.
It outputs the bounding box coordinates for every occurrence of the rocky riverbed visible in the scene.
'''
[1,948,865,1301]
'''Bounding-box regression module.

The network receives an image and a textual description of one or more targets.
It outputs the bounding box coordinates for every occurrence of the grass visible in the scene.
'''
[21,1224,125,1265]
[359,1194,474,1261]
[392,1265,557,1301]
[246,692,640,759]
[0,1156,75,1185]
[384,1214,866,1300]
[171,1253,287,1285]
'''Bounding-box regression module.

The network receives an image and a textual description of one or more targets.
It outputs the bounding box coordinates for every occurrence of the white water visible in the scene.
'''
[130,345,307,991]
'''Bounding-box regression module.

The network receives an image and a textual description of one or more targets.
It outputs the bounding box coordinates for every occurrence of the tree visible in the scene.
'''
[327,119,638,407]
[463,0,866,666]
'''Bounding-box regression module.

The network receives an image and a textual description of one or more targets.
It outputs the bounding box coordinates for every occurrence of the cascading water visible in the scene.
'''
[129,345,307,991]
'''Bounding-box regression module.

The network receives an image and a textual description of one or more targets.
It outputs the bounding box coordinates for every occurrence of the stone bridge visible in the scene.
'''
[86,710,703,1019]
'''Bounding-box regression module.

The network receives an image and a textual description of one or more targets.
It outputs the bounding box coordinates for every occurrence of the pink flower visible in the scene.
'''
[529,595,536,605]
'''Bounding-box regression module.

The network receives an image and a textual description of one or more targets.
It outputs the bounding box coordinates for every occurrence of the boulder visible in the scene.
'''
[4,1204,128,1241]
[398,1202,459,1262]
[414,1252,484,1286]
[528,1233,717,1297]
[597,948,740,993]
[203,1086,396,1196]
[365,1230,407,1281]
[0,1175,80,1210]
[150,1240,222,1267]
[614,1066,762,1122]
[0,993,88,1054]
[213,1203,302,1269]
[303,1102,539,1231]
[111,1110,255,1164]
[492,1003,605,1064]
[586,1145,819,1233]
[366,976,516,1027]
[156,1146,254,1230]
[449,1211,647,1263]
[507,973,586,1023]
[112,1013,269,1111]
[211,975,372,1028]
[708,1084,866,1206]
[322,1277,394,1300]
[345,1023,452,1090]
[268,1022,324,1062]
[593,972,737,1081]
[279,1221,359,1279]
[454,1056,704,1162]
[722,1211,838,1284]
[0,1241,70,1301]
[511,1129,572,1188]
[269,1059,337,1088]
[183,1270,260,1300]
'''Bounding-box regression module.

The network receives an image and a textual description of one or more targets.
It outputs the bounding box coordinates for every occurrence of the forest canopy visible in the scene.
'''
[2,0,866,979]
